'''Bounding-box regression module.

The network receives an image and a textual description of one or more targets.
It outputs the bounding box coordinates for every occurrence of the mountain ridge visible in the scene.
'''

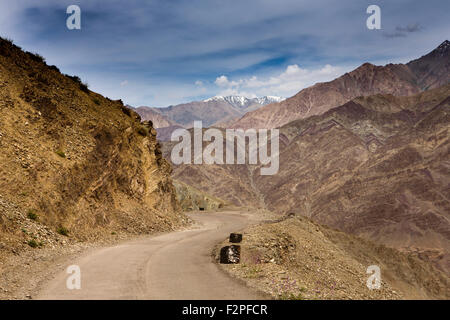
[229,40,450,129]
[133,95,284,140]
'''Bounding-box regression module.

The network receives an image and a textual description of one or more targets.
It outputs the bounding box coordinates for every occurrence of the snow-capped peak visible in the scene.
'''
[204,95,225,102]
[203,95,285,108]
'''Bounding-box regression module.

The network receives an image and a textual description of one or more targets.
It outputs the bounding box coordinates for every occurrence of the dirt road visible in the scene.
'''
[36,211,266,300]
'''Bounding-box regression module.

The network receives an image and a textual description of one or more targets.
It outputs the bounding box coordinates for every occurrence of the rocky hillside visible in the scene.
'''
[231,40,450,129]
[161,136,264,208]
[165,85,450,275]
[173,180,227,211]
[0,38,185,259]
[221,214,449,299]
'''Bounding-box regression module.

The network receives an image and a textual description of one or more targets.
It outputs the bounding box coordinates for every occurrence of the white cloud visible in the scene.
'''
[215,75,229,87]
[214,64,346,98]
[120,80,129,86]
[195,80,203,86]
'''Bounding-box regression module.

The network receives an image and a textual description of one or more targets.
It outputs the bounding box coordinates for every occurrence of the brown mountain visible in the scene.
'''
[132,106,176,128]
[256,84,450,274]
[134,96,283,135]
[231,40,450,130]
[0,38,185,258]
[135,100,240,130]
[164,84,450,274]
[407,40,450,90]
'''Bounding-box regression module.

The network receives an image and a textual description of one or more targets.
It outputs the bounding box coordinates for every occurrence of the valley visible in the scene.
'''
[0,36,449,300]
[162,42,450,278]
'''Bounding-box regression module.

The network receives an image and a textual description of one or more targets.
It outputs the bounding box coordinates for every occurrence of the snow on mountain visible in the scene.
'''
[204,95,285,109]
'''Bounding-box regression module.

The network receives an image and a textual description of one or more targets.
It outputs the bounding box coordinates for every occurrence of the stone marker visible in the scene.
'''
[219,245,241,264]
[229,233,242,243]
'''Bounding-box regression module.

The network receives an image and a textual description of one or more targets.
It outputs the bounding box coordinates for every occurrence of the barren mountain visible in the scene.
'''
[164,85,450,274]
[256,85,450,274]
[173,179,226,211]
[407,40,450,90]
[155,124,186,142]
[134,95,283,131]
[231,40,450,129]
[131,106,176,128]
[0,38,185,261]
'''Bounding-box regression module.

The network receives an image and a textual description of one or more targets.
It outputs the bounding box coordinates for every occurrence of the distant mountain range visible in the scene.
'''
[132,95,284,138]
[230,40,450,129]
[135,41,449,137]
[203,95,285,109]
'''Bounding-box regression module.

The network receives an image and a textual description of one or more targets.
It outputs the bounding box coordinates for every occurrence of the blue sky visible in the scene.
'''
[0,0,449,107]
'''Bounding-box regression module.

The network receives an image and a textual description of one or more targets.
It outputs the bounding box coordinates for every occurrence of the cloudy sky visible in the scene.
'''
[0,0,448,107]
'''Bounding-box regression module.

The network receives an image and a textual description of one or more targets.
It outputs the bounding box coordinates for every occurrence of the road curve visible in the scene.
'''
[36,211,267,300]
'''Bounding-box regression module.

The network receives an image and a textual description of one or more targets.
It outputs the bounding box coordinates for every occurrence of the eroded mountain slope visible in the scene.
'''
[231,40,450,130]
[0,38,185,259]
[166,85,450,274]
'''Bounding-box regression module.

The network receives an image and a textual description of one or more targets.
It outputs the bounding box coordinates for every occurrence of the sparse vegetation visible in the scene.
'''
[121,106,132,117]
[49,65,60,73]
[27,239,38,248]
[27,209,38,221]
[66,74,90,93]
[0,37,17,56]
[36,74,49,85]
[137,126,149,136]
[79,81,89,93]
[66,75,81,83]
[3,37,14,45]
[27,51,46,64]
[93,98,101,105]
[245,265,263,279]
[55,149,66,158]
[57,226,69,236]
[279,292,305,300]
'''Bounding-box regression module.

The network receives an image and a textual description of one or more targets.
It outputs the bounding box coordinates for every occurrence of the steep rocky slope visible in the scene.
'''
[231,40,450,129]
[220,215,449,299]
[173,180,226,211]
[161,138,264,208]
[0,38,185,260]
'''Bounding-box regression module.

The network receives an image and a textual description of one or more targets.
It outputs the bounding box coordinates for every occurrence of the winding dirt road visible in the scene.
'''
[37,211,267,300]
